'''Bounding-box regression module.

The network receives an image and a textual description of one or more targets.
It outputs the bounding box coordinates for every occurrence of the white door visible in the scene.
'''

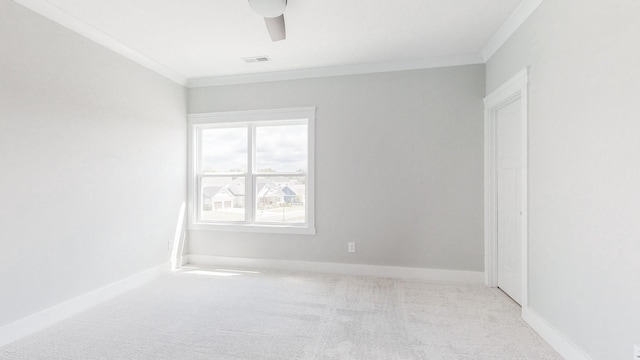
[496,97,522,304]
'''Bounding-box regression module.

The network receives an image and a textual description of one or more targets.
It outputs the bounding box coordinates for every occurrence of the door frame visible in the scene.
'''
[483,68,529,309]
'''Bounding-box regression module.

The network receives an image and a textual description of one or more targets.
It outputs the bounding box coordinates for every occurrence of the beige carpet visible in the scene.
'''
[0,266,561,359]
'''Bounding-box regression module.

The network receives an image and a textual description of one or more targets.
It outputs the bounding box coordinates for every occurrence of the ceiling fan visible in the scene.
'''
[248,0,287,42]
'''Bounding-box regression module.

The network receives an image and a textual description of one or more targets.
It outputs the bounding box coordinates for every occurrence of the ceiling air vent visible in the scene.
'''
[243,56,271,63]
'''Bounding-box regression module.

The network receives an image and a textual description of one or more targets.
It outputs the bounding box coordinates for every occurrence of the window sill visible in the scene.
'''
[188,223,316,235]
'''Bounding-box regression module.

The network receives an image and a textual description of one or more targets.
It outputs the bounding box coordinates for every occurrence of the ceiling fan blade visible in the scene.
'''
[264,15,286,42]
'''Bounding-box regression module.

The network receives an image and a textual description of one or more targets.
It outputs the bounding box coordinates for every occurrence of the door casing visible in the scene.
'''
[483,68,529,309]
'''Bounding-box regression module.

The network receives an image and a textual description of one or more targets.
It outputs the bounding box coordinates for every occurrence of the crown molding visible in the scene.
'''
[481,0,544,62]
[13,0,188,86]
[187,53,484,88]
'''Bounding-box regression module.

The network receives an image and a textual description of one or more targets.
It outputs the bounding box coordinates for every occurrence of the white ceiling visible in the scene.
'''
[15,0,541,86]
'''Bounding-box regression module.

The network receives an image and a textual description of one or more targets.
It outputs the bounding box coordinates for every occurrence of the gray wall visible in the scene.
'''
[0,0,186,326]
[188,65,485,271]
[486,1,640,359]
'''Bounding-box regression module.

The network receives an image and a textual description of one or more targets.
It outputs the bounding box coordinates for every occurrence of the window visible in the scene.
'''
[188,107,315,234]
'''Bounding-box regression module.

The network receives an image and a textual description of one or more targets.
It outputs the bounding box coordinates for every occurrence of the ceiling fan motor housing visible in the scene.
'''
[248,0,287,18]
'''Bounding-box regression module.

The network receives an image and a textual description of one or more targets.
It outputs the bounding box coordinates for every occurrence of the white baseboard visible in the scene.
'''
[186,255,484,283]
[523,307,592,360]
[0,262,170,348]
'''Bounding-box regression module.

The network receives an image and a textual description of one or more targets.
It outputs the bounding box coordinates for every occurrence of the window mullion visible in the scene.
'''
[246,125,256,223]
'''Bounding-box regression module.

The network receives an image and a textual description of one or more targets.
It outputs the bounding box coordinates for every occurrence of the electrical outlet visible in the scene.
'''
[634,344,640,359]
[348,242,356,253]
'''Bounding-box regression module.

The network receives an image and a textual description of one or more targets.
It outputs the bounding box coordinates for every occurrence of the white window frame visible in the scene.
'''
[187,107,316,235]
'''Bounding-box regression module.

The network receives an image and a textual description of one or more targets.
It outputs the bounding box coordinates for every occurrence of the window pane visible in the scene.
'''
[255,176,305,224]
[255,124,307,173]
[201,128,247,173]
[200,176,245,222]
